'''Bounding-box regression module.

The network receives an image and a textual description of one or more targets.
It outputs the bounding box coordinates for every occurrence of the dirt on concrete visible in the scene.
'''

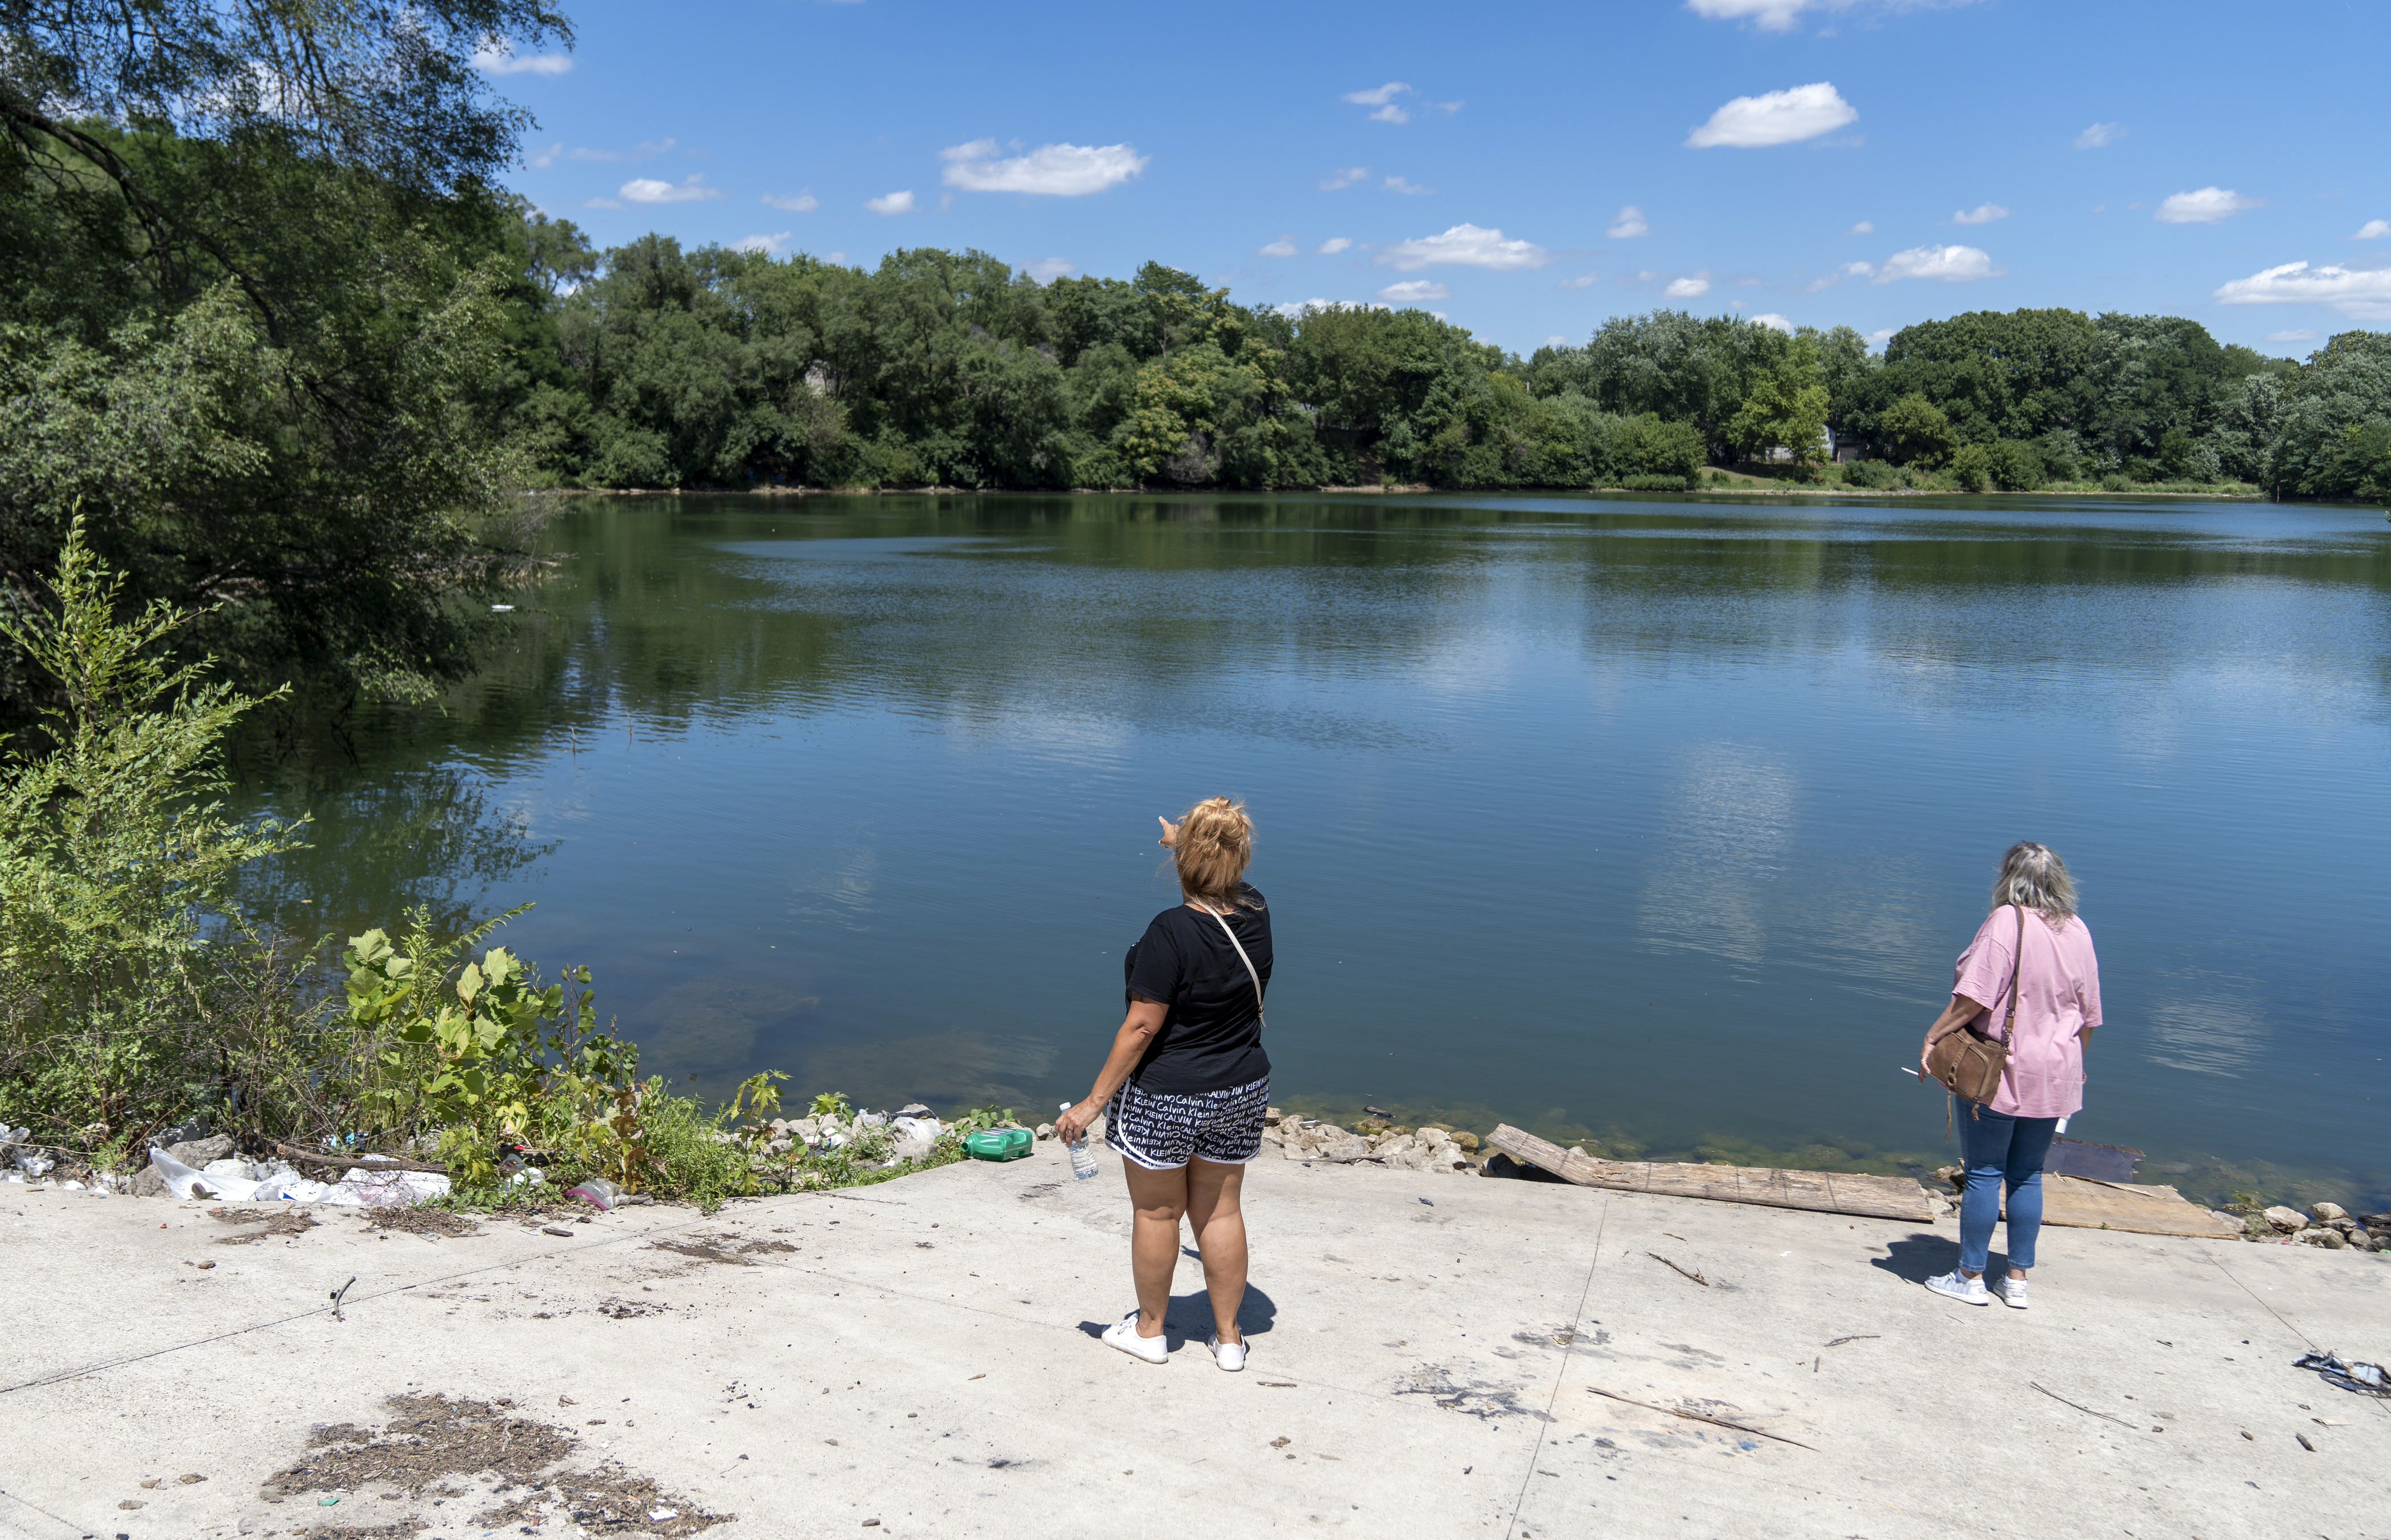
[261,1393,729,1537]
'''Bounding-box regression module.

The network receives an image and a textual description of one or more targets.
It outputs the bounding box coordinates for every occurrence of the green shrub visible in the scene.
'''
[1986,440,2045,491]
[1841,458,1897,489]
[1619,473,1693,491]
[1950,443,1993,492]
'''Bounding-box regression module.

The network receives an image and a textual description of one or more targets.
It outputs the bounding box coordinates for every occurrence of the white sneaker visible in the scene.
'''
[1102,1311,1170,1364]
[1925,1269,1991,1306]
[1206,1333,1247,1372]
[1995,1275,2030,1309]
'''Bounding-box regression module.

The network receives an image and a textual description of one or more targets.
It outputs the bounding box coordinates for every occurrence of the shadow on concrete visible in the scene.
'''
[1075,1284,1279,1349]
[1871,1232,1963,1284]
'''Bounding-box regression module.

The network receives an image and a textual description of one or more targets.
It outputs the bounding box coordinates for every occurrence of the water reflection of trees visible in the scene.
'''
[237,766,557,943]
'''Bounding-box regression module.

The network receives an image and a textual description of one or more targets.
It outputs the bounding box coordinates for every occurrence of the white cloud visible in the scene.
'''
[938,140,1147,196]
[1872,244,2000,282]
[2265,329,2319,343]
[1544,335,1570,347]
[1847,220,1874,235]
[2074,122,2126,149]
[1378,223,1551,271]
[1377,280,1450,305]
[1685,83,1856,149]
[473,44,572,76]
[2213,261,2391,321]
[532,138,675,169]
[1869,327,1895,343]
[1338,81,1460,123]
[1752,312,1794,333]
[1687,0,1984,30]
[620,176,725,204]
[2354,220,2390,240]
[1560,272,1599,289]
[1385,175,1434,195]
[865,190,916,215]
[1320,166,1369,190]
[1259,236,1298,257]
[1665,274,1712,298]
[1318,237,1353,254]
[761,191,819,212]
[1607,205,1649,239]
[1803,260,1874,291]
[1952,202,2009,225]
[1024,257,1076,282]
[734,232,794,254]
[2155,187,2262,225]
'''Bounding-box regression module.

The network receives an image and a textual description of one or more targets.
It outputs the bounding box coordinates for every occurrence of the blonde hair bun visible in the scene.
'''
[1176,796,1254,908]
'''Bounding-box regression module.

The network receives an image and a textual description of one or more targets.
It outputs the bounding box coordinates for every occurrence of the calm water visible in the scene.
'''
[240,492,2391,1207]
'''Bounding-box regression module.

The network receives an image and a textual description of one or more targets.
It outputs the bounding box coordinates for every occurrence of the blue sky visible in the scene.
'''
[482,0,2390,358]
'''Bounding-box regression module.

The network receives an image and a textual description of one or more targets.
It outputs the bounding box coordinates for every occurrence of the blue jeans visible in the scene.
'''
[1955,1100,2060,1274]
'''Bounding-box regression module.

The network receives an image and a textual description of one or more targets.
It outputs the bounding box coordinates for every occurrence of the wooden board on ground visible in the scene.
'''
[2026,1175,2242,1239]
[1486,1124,1936,1223]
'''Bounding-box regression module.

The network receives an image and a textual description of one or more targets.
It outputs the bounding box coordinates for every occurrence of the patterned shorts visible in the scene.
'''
[1104,1074,1271,1171]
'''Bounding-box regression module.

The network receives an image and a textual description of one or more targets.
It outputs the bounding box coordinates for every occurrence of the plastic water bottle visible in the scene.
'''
[1064,1102,1097,1181]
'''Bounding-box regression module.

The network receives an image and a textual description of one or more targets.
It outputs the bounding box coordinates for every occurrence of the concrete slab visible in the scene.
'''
[2,1139,2385,1540]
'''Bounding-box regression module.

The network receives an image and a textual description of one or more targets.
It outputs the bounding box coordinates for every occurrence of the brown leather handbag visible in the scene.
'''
[1926,904,2025,1106]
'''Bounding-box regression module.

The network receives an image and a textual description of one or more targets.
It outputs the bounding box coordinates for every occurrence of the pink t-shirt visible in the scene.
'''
[1951,906,2102,1119]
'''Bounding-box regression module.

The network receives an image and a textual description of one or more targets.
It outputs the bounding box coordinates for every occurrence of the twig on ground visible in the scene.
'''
[1824,1334,1880,1348]
[2028,1381,2137,1427]
[1646,1251,1708,1286]
[330,1276,356,1323]
[277,1143,449,1176]
[1585,1387,1815,1449]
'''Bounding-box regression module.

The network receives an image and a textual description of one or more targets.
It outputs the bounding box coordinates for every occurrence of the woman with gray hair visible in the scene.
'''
[1917,842,2103,1309]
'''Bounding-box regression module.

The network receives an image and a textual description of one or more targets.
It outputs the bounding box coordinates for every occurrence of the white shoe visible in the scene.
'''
[1925,1269,1990,1306]
[1206,1333,1247,1371]
[1995,1275,2030,1309]
[1102,1312,1170,1364]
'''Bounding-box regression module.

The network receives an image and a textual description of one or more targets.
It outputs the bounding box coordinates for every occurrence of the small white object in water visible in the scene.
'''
[491,603,515,612]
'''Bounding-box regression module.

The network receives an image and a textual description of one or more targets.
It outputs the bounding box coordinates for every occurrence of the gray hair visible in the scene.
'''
[1991,841,2076,923]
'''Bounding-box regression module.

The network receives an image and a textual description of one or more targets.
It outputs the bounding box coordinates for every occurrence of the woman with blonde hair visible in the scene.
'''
[1055,797,1272,1370]
[1917,841,2103,1309]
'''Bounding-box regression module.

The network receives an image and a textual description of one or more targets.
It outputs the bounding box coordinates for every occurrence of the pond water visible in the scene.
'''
[240,492,2391,1207]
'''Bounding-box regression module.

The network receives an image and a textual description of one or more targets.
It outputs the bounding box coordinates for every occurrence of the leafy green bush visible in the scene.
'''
[0,516,307,1145]
[1618,473,1693,491]
[1841,458,1897,489]
[1987,440,2045,491]
[1950,443,1993,492]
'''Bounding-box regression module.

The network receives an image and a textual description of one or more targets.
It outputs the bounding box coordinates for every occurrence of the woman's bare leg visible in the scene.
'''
[1121,1161,1189,1338]
[1183,1158,1249,1345]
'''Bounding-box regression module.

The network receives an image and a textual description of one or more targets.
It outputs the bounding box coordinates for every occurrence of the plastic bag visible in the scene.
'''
[565,1176,621,1210]
[2295,1349,2389,1395]
[149,1145,259,1201]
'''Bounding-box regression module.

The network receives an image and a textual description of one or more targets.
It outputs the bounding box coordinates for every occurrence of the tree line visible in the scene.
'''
[496,226,2391,505]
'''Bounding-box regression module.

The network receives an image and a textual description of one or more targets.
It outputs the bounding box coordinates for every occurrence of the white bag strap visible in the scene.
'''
[1190,900,1266,1031]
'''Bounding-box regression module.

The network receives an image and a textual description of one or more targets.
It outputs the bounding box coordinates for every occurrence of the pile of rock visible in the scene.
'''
[1256,1110,1481,1173]
[2245,1201,2391,1252]
[744,1104,966,1171]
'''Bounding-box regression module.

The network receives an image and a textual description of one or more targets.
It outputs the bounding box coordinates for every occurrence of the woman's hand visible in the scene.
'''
[1054,1099,1098,1146]
[1918,992,1989,1087]
[1156,815,1180,849]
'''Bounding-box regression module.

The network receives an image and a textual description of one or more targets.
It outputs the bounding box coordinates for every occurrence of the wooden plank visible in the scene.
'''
[2029,1175,2242,1239]
[1486,1125,1936,1222]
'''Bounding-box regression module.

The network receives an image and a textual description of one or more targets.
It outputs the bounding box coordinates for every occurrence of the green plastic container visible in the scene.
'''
[963,1127,1034,1161]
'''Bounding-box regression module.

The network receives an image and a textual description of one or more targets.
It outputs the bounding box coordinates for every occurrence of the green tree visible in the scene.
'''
[1878,392,1957,467]
[1724,335,1830,467]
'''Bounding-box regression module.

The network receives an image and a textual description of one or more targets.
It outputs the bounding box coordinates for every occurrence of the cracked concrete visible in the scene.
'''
[2,1136,2385,1539]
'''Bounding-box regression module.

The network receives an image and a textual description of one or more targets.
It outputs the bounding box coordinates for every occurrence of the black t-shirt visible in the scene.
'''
[1122,887,1273,1094]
